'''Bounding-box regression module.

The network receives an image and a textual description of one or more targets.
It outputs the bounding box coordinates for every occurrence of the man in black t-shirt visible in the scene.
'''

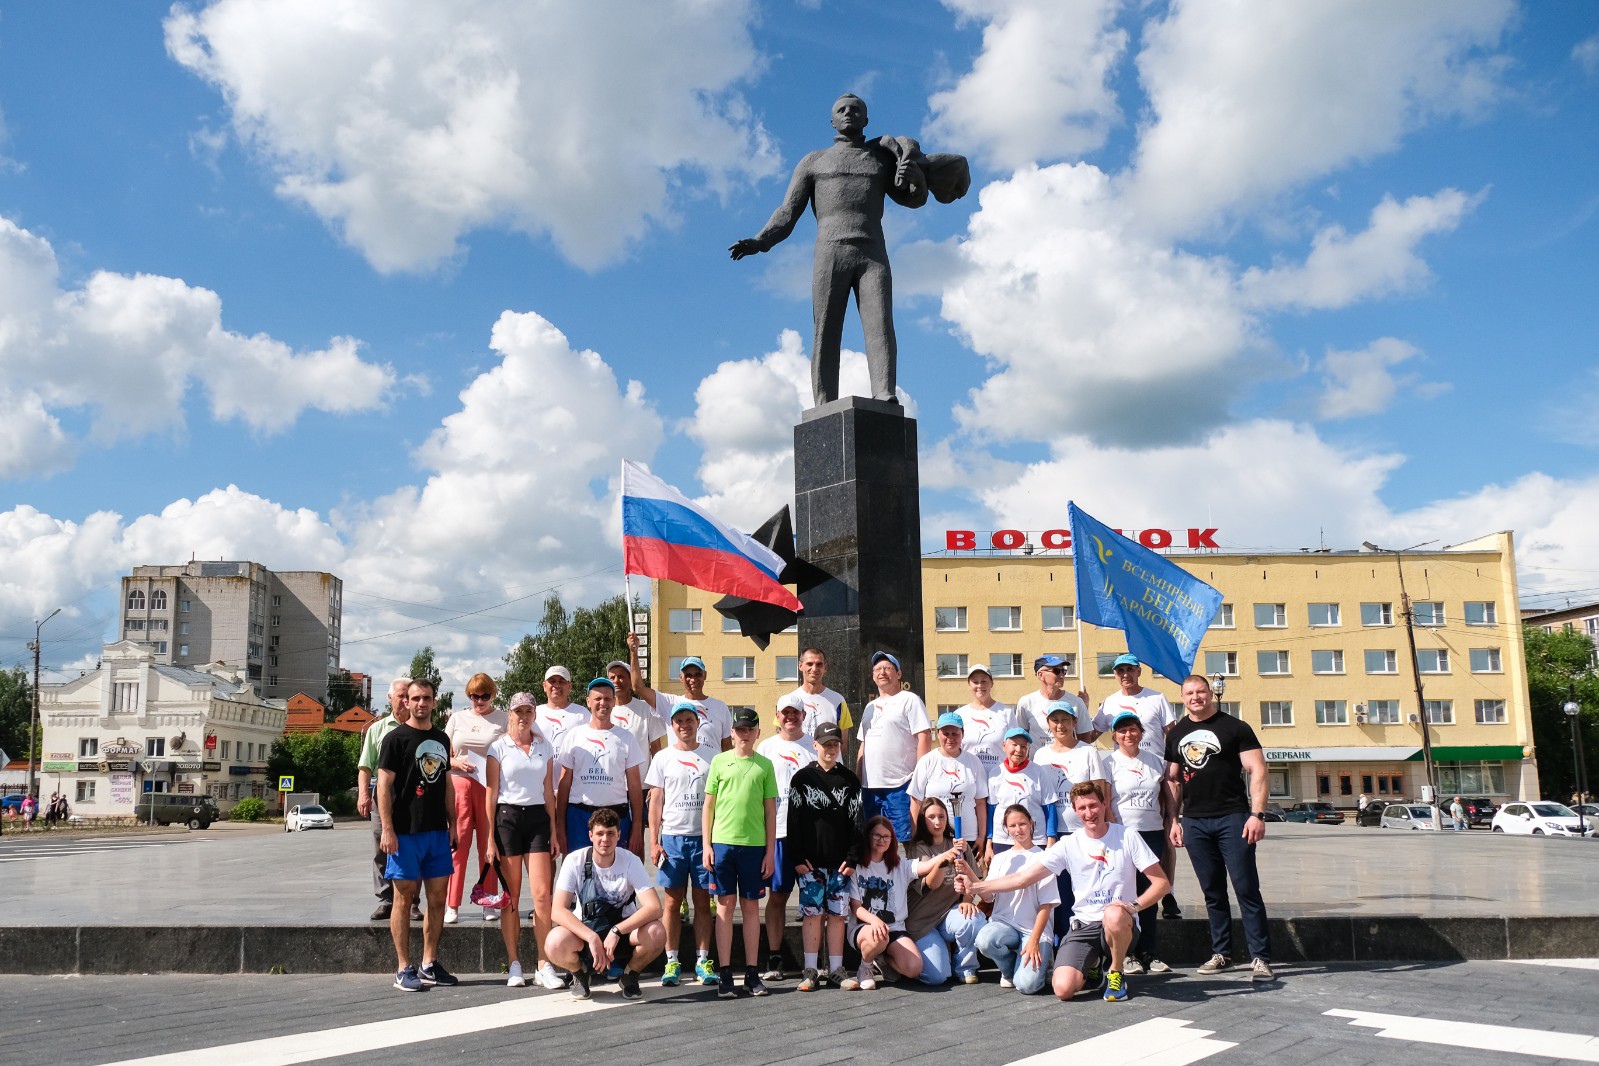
[379,678,460,992]
[1163,675,1273,983]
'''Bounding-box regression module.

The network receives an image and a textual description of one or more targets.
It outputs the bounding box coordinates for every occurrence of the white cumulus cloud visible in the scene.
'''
[1315,338,1447,420]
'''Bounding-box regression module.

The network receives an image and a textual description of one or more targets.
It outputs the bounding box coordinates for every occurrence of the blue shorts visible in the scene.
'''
[657,833,716,892]
[767,838,798,894]
[385,829,453,882]
[863,785,912,842]
[711,842,767,900]
[796,868,849,918]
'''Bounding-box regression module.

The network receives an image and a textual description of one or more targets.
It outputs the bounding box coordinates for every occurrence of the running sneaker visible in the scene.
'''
[696,958,718,985]
[1103,970,1128,1002]
[443,906,459,925]
[1160,898,1182,919]
[856,963,877,991]
[1251,957,1275,982]
[746,971,770,997]
[1123,956,1145,976]
[825,967,849,989]
[839,969,862,991]
[393,965,422,992]
[1146,957,1173,974]
[483,908,499,922]
[761,953,785,981]
[717,969,737,999]
[1083,964,1104,992]
[1197,953,1232,974]
[660,959,682,987]
[570,967,592,1000]
[798,967,820,991]
[604,961,625,982]
[618,970,643,1000]
[535,963,567,990]
[506,961,526,988]
[419,961,458,987]
[961,971,980,985]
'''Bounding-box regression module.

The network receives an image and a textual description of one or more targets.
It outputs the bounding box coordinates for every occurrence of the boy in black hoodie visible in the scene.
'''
[786,721,864,989]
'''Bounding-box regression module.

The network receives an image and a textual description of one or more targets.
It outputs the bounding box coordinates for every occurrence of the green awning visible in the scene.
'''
[1407,745,1526,763]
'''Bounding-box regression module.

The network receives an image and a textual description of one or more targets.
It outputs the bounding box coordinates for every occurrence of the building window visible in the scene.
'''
[147,737,166,757]
[113,681,139,711]
[937,704,961,716]
[78,737,98,757]
[268,674,279,687]
[272,594,282,607]
[126,589,146,611]
[1204,651,1238,677]
[1210,604,1235,629]
[1256,651,1290,676]
[1469,648,1502,673]
[1216,701,1241,718]
[1424,700,1454,725]
[269,655,280,667]
[1315,700,1348,726]
[269,615,281,628]
[154,641,168,654]
[990,653,1024,678]
[1253,603,1286,628]
[934,607,968,632]
[150,589,167,611]
[936,654,970,678]
[1474,699,1507,724]
[1364,650,1397,674]
[1317,773,1331,795]
[988,606,1022,632]
[1412,601,1444,626]
[1361,602,1393,627]
[76,780,96,803]
[1416,649,1449,674]
[722,656,755,682]
[150,619,168,632]
[1308,603,1341,627]
[1041,606,1075,631]
[1259,701,1293,726]
[179,645,189,657]
[1310,650,1344,675]
[668,609,702,633]
[1267,770,1291,797]
[221,740,231,760]
[1366,700,1400,725]
[775,656,798,682]
[180,622,189,635]
[180,599,191,612]
[720,614,741,633]
[125,619,146,632]
[1463,601,1497,626]
[1438,761,1504,794]
[1374,773,1404,796]
[1096,652,1123,677]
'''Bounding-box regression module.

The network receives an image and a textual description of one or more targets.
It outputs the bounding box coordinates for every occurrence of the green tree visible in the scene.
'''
[407,646,452,724]
[1524,624,1599,802]
[266,727,359,812]
[326,670,368,715]
[0,667,35,762]
[498,594,635,704]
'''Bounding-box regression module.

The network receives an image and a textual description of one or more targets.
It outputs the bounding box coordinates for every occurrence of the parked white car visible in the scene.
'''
[1379,804,1439,830]
[285,803,334,832]
[1490,801,1597,838]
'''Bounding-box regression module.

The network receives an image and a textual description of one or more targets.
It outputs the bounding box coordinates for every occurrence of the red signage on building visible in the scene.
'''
[944,528,1220,552]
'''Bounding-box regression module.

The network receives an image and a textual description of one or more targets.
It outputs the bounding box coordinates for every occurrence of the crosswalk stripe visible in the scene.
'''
[1003,1018,1237,1066]
[104,990,624,1066]
[1326,1008,1599,1061]
[1501,958,1599,971]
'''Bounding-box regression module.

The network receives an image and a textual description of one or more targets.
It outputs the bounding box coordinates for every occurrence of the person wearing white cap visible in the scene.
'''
[783,646,853,740]
[484,692,560,989]
[628,631,733,752]
[1016,654,1091,746]
[756,694,817,980]
[855,650,932,842]
[957,663,1016,777]
[907,712,989,847]
[537,666,587,749]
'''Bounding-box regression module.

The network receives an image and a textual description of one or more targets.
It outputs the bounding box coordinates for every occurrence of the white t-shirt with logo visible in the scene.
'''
[986,844,1061,934]
[1093,687,1178,760]
[986,761,1058,846]
[614,696,667,753]
[857,689,932,789]
[555,846,654,919]
[556,724,645,807]
[756,734,816,837]
[957,701,1016,775]
[537,704,589,750]
[653,693,733,750]
[1108,749,1165,832]
[487,733,555,807]
[782,685,854,737]
[644,742,719,837]
[1038,823,1161,924]
[1016,690,1090,744]
[1034,742,1108,833]
[906,749,989,842]
[848,856,912,932]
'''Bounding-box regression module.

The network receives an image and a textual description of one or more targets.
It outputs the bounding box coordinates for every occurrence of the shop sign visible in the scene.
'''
[77,760,100,772]
[42,760,77,772]
[176,761,203,772]
[1263,749,1313,761]
[102,741,141,756]
[945,527,1221,552]
[108,772,134,806]
[202,761,221,772]
[227,765,251,776]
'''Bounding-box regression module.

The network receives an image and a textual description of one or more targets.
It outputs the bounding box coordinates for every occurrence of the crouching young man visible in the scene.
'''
[545,807,666,1000]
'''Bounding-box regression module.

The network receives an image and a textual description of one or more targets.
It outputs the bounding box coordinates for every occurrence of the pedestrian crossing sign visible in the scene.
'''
[278,776,294,792]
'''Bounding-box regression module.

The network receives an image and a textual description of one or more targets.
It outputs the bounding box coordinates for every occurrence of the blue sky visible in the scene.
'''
[1,1,1596,693]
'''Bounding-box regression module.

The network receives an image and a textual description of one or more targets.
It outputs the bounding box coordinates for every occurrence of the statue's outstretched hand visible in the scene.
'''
[729,238,767,260]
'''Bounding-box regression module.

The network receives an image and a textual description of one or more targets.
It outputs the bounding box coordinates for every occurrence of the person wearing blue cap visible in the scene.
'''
[1016,654,1091,748]
[554,677,647,860]
[907,711,989,848]
[856,651,932,842]
[982,726,1059,866]
[628,632,733,753]
[644,700,721,987]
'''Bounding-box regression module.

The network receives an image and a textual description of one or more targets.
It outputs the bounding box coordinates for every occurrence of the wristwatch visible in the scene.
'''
[1248,811,1265,820]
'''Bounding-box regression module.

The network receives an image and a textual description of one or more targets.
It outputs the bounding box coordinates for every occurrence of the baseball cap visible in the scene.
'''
[507,692,536,712]
[731,707,761,729]
[605,660,630,675]
[813,721,844,745]
[935,711,966,731]
[870,650,901,671]
[1113,653,1141,669]
[965,663,992,679]
[544,665,572,682]
[678,656,707,673]
[1003,726,1033,743]
[1045,699,1079,719]
[1111,711,1143,730]
[776,693,805,716]
[670,700,701,721]
[1033,654,1067,672]
[586,677,615,692]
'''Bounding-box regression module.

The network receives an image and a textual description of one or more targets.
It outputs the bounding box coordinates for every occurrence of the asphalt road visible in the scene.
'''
[4,958,1596,1065]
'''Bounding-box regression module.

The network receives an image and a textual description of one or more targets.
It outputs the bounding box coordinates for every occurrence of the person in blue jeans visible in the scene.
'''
[1164,675,1274,982]
[973,805,1057,993]
[905,797,986,984]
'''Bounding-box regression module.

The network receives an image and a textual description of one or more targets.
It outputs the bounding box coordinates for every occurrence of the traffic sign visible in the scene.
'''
[278,776,294,792]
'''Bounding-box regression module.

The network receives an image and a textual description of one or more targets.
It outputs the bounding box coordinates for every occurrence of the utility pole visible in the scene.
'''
[26,608,62,802]
[1363,542,1438,818]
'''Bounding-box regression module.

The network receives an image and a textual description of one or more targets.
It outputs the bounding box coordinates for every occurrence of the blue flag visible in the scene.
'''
[1070,501,1222,683]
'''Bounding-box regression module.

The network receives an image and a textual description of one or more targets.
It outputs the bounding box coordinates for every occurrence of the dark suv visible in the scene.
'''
[1459,797,1498,827]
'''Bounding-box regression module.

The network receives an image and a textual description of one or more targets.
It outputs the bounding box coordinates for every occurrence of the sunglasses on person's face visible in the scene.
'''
[468,693,492,701]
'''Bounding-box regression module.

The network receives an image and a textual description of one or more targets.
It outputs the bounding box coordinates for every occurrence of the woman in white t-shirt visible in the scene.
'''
[444,672,508,923]
[972,804,1058,995]
[1107,710,1173,975]
[957,664,1016,777]
[484,692,560,989]
[841,815,923,990]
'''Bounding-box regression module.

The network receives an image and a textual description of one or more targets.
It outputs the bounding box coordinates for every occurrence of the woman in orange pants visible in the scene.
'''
[444,672,508,922]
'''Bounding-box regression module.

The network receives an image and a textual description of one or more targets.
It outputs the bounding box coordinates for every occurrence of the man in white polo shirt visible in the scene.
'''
[856,651,931,842]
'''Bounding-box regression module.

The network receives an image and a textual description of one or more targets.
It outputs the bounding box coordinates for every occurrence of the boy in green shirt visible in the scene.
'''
[702,707,779,999]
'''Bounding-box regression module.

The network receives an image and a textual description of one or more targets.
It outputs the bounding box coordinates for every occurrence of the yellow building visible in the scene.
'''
[644,531,1536,805]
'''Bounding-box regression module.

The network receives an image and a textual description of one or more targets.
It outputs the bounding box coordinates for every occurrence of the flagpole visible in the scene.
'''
[1076,618,1087,700]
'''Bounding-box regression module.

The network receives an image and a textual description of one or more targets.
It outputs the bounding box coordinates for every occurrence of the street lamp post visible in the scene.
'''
[25,607,62,802]
[1565,688,1589,836]
[1362,541,1439,817]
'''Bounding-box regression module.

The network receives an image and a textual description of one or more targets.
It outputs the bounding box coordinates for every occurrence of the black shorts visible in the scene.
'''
[495,803,551,856]
[853,925,913,950]
[1057,920,1108,974]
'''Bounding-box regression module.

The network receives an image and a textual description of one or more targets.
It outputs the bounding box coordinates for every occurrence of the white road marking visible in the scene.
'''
[1502,958,1599,971]
[1326,1009,1599,1061]
[1003,1017,1237,1066]
[104,990,625,1065]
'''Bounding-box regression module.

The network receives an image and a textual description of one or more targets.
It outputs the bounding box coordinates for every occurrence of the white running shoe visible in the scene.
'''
[443,906,459,925]
[857,963,877,991]
[535,963,566,990]
[507,961,526,988]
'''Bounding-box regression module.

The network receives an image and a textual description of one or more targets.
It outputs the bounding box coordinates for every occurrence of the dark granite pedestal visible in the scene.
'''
[794,397,925,716]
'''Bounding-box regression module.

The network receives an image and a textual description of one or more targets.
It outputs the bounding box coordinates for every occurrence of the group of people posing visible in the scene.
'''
[359,640,1275,1004]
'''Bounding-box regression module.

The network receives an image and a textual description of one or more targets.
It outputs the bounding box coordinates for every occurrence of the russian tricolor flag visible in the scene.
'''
[621,461,802,612]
